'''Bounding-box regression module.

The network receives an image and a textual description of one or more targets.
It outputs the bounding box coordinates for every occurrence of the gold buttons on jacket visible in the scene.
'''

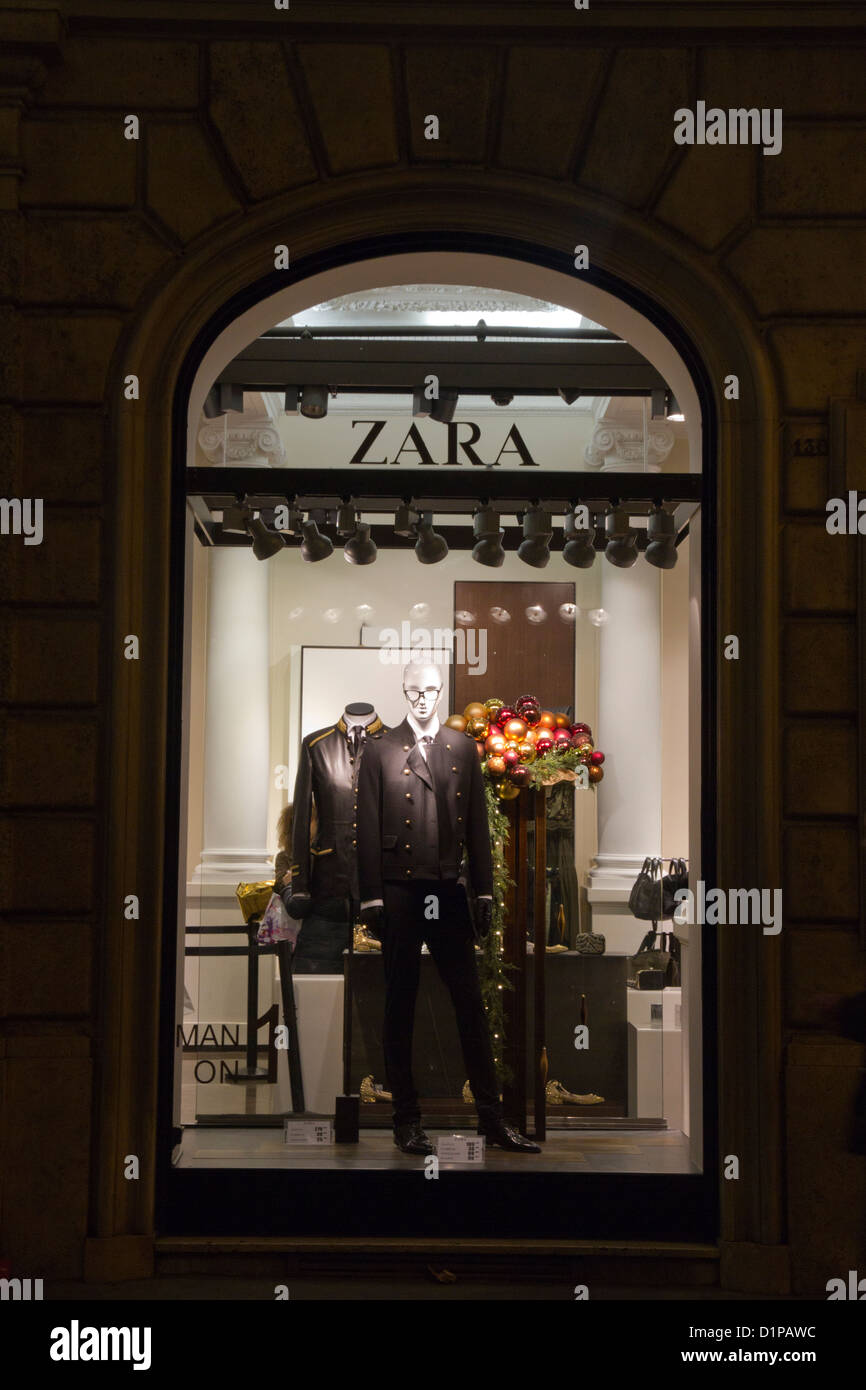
[456,791,462,798]
[405,868,412,877]
[405,818,412,826]
[403,745,410,751]
[446,743,451,750]
[451,766,457,772]
[457,816,463,824]
[352,839,356,847]
[403,768,410,775]
[403,843,411,851]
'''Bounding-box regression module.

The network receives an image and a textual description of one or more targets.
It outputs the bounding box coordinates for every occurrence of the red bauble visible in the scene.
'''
[486,754,507,778]
[496,705,516,729]
[537,711,557,731]
[515,695,541,722]
[590,750,605,766]
[535,732,554,754]
[508,763,531,788]
[588,764,604,784]
[570,721,592,738]
[503,717,528,742]
[502,744,520,768]
[553,729,572,747]
[570,731,589,751]
[485,731,506,756]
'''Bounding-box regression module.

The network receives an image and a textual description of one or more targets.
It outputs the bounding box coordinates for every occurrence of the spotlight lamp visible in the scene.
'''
[429,391,458,424]
[394,503,420,537]
[517,505,552,569]
[562,510,596,569]
[645,506,678,569]
[344,522,378,566]
[414,515,449,564]
[557,388,581,405]
[491,390,514,407]
[336,501,357,536]
[246,513,286,562]
[603,507,639,568]
[300,518,334,562]
[299,385,330,419]
[471,505,505,568]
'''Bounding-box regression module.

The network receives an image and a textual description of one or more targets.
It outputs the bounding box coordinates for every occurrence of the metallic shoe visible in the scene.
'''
[546,1079,605,1106]
[394,1122,434,1155]
[462,1080,474,1104]
[545,944,568,953]
[354,923,382,952]
[360,1074,392,1104]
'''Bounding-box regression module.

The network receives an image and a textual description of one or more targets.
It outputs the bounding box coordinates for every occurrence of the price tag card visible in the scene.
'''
[435,1134,486,1163]
[284,1119,333,1146]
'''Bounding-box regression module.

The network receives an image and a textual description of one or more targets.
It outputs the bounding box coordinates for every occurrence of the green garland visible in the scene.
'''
[479,779,517,1085]
[478,748,593,1083]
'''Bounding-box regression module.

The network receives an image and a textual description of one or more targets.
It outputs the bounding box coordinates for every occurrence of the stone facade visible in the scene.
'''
[1,1,865,1293]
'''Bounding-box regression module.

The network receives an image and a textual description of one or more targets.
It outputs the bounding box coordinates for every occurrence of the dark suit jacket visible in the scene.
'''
[357,716,493,902]
[291,714,387,901]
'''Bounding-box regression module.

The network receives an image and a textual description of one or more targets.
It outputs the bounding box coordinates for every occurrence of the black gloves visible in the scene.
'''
[286,893,313,921]
[475,897,493,938]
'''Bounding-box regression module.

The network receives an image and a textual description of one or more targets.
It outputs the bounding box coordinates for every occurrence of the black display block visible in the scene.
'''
[348,951,627,1115]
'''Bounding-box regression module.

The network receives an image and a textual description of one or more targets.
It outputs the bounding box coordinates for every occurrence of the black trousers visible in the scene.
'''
[380,880,503,1129]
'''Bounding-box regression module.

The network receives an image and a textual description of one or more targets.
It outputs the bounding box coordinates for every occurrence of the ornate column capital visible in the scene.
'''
[198,416,287,468]
[584,422,675,472]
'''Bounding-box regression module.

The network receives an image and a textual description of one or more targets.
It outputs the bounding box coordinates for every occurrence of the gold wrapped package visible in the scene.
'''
[235,880,275,924]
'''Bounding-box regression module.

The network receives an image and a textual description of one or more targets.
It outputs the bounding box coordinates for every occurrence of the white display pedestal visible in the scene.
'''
[275,973,344,1116]
[626,987,682,1128]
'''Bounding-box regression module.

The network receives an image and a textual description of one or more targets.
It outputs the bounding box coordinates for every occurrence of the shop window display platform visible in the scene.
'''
[175,1125,698,1174]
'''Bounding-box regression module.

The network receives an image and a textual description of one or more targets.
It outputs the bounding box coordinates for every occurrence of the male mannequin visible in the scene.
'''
[287,702,386,971]
[357,661,540,1155]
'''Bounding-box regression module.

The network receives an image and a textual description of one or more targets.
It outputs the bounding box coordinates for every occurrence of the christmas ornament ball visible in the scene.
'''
[553,729,572,747]
[576,741,594,758]
[554,713,571,730]
[486,754,507,778]
[588,764,604,784]
[485,731,506,756]
[535,732,554,754]
[467,715,489,739]
[508,763,531,788]
[522,726,538,746]
[503,717,528,742]
[517,740,537,764]
[495,705,516,729]
[445,714,468,733]
[537,711,557,731]
[502,743,520,768]
[497,781,521,800]
[570,721,592,739]
[590,750,605,766]
[463,701,486,721]
[483,697,505,722]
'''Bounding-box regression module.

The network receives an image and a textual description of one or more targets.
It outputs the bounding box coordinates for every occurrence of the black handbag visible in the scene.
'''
[629,857,688,922]
[628,857,664,921]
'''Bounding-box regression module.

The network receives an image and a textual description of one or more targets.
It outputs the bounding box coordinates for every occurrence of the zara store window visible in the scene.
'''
[164,264,713,1234]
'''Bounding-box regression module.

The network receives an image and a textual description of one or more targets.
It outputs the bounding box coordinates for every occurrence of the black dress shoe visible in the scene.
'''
[394,1123,434,1155]
[478,1121,541,1153]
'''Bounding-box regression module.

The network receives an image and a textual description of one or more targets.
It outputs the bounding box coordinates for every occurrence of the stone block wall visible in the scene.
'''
[1,2,864,1290]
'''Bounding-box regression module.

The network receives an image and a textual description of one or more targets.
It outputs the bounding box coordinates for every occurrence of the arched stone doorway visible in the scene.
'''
[98,195,782,1289]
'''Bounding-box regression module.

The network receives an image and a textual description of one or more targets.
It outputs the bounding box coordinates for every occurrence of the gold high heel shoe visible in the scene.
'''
[360,1075,392,1103]
[546,1079,605,1106]
[354,923,382,952]
[462,1080,474,1104]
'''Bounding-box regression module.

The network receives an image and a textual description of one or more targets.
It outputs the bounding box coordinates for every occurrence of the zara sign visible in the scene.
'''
[348,418,539,467]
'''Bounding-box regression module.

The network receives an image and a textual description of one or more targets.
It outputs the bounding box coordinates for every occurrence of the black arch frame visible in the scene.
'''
[156,232,718,1242]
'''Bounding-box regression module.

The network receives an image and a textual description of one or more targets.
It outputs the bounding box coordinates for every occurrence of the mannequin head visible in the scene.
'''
[402,661,443,722]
